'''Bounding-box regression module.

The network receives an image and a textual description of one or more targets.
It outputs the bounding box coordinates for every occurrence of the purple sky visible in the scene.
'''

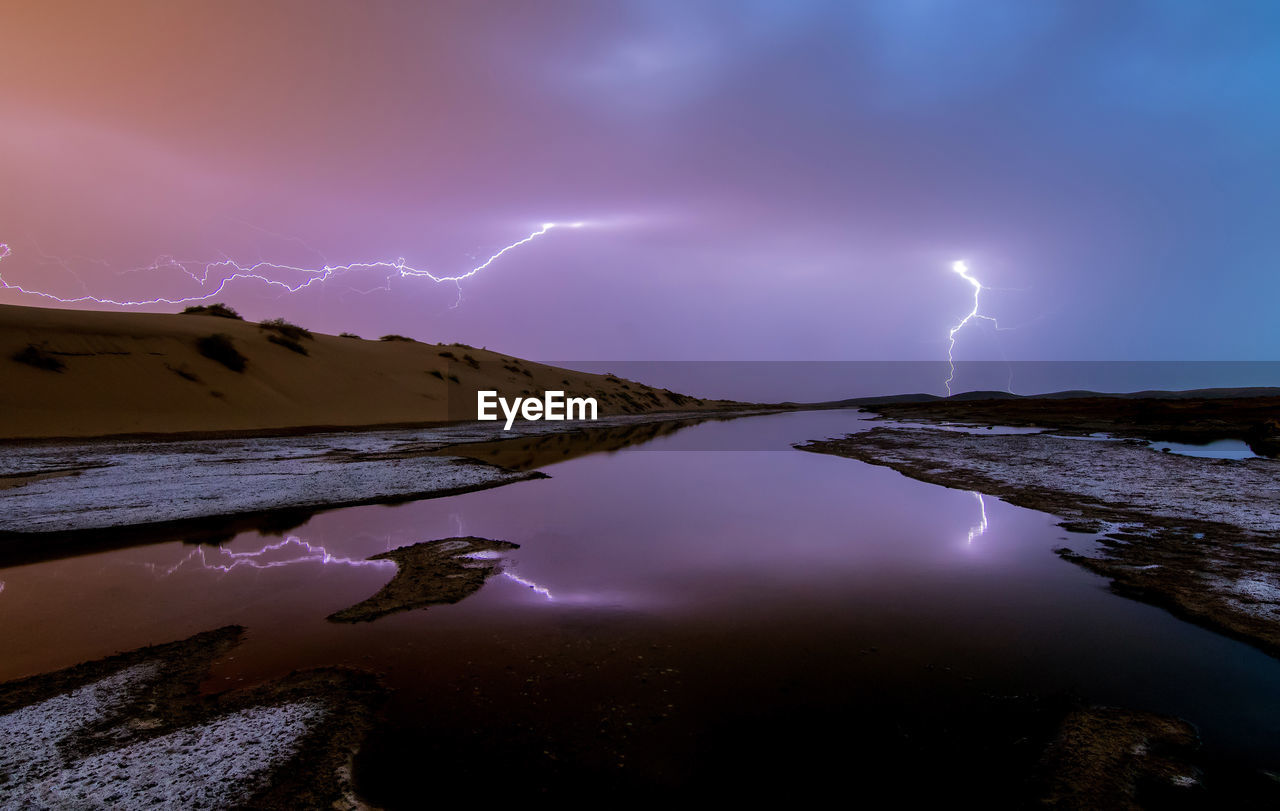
[2,1,1278,362]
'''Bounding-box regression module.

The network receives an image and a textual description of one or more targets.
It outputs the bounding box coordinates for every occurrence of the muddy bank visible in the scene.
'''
[329,536,519,623]
[799,426,1280,658]
[0,626,381,809]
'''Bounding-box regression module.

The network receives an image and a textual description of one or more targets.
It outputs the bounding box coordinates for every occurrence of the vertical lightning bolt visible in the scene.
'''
[945,260,1002,396]
[0,223,585,309]
[966,492,989,544]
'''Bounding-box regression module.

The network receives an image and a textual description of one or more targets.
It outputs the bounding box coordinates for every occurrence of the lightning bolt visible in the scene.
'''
[499,571,555,600]
[147,534,555,599]
[456,515,555,600]
[966,492,989,544]
[144,536,397,576]
[0,223,585,310]
[945,260,1003,396]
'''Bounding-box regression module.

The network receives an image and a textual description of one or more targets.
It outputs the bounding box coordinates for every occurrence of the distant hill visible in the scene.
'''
[820,386,1280,409]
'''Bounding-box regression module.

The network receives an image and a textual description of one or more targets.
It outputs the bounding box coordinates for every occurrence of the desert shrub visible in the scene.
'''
[267,334,309,356]
[381,334,416,342]
[181,303,243,320]
[168,364,200,382]
[259,318,313,341]
[437,350,457,360]
[428,369,444,379]
[339,332,362,339]
[462,354,480,369]
[447,373,460,383]
[12,345,65,372]
[196,334,247,372]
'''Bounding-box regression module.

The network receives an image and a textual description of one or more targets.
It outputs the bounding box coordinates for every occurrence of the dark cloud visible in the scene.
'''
[1,0,1276,361]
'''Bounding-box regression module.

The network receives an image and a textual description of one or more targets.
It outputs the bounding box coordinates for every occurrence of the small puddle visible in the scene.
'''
[1147,438,1259,459]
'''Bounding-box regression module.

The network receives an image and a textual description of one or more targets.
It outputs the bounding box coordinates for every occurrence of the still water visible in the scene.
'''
[1,410,1277,803]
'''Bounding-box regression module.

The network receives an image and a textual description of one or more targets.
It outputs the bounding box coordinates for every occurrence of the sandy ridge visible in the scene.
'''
[0,302,731,440]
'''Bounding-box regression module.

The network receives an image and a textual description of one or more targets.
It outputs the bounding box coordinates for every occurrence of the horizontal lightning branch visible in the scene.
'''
[145,535,555,600]
[0,222,584,309]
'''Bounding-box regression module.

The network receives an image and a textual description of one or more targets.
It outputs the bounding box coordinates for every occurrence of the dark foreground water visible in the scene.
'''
[2,410,1278,804]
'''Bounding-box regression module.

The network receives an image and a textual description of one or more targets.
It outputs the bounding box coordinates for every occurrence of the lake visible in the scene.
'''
[1,409,1276,803]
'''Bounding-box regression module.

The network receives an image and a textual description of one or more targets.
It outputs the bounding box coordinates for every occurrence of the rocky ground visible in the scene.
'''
[799,426,1280,658]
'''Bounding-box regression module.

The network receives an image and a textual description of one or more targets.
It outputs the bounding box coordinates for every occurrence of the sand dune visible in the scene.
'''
[0,303,729,440]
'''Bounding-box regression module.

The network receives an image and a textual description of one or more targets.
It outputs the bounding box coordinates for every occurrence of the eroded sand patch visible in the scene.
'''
[0,626,381,809]
[328,536,519,622]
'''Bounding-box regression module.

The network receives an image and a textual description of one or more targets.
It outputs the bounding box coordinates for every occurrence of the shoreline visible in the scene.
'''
[852,393,1280,456]
[0,408,779,559]
[5,404,1278,805]
[0,403,757,448]
[799,425,1280,659]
